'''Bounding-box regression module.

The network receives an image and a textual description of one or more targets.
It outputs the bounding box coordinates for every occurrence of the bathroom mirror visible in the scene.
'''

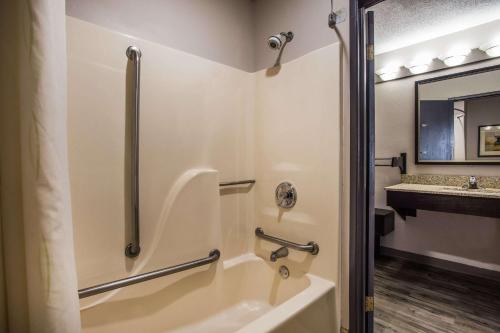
[416,64,500,164]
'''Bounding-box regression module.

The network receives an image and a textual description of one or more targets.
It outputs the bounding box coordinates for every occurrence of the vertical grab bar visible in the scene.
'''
[125,46,142,258]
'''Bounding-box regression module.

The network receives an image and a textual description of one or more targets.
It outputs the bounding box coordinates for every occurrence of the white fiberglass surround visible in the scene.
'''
[68,15,341,333]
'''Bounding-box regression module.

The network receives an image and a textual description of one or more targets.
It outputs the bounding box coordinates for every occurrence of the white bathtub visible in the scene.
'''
[81,253,335,333]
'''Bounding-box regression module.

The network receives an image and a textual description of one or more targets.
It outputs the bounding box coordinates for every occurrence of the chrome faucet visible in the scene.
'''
[467,176,479,190]
[270,246,289,262]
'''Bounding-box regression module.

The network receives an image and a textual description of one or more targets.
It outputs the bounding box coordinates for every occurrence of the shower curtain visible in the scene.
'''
[0,0,81,332]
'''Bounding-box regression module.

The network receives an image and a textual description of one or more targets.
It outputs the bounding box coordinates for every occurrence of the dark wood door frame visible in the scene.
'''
[349,0,384,332]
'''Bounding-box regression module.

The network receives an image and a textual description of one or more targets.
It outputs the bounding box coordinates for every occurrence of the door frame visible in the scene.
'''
[349,0,385,332]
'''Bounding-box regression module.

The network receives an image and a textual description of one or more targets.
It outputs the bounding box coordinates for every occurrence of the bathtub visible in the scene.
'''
[81,253,335,333]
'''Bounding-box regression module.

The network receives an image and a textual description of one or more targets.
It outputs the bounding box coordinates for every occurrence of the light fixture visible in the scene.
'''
[480,41,500,57]
[376,63,401,81]
[406,54,433,74]
[440,46,471,67]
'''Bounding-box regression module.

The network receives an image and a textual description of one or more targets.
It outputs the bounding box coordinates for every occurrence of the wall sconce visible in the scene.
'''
[406,54,433,74]
[376,63,401,81]
[439,46,471,66]
[480,41,500,57]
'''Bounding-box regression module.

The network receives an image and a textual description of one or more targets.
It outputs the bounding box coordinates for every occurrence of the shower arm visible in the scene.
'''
[274,32,294,67]
[274,40,289,67]
[125,46,142,258]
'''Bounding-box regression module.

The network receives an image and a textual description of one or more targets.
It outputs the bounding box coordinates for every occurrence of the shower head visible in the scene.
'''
[267,32,294,50]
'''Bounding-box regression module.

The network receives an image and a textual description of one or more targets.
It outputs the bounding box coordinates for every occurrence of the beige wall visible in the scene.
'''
[66,0,348,73]
[375,59,500,272]
[67,0,351,328]
[253,43,342,330]
[251,0,351,329]
[253,0,343,71]
[66,0,256,72]
[67,17,255,308]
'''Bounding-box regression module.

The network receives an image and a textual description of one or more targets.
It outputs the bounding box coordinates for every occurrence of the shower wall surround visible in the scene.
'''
[66,7,343,330]
[254,44,342,281]
[67,17,255,307]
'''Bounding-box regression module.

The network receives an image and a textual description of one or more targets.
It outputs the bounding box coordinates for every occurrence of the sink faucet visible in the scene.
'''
[270,246,289,262]
[467,176,479,190]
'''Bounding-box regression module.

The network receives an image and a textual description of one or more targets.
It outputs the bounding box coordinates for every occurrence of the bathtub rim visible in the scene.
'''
[224,253,336,333]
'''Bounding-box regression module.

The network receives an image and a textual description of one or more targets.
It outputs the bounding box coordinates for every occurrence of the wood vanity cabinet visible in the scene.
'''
[386,190,500,219]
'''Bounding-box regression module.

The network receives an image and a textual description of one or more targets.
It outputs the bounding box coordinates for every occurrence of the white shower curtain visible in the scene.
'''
[0,0,81,332]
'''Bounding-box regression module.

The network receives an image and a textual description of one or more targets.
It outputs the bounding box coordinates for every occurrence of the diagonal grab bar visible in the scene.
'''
[255,227,319,255]
[78,249,220,298]
[125,46,142,258]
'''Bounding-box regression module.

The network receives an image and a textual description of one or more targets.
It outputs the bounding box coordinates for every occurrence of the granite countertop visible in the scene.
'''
[385,183,500,199]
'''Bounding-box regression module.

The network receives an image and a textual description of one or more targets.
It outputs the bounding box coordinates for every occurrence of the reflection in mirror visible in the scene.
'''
[416,65,500,164]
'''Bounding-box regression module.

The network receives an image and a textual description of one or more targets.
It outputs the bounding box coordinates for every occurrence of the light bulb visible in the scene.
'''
[442,55,467,66]
[406,54,433,74]
[480,42,500,57]
[440,46,471,67]
[408,64,429,74]
[376,63,401,81]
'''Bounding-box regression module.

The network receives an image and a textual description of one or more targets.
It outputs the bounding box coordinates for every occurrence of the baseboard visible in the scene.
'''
[380,246,500,283]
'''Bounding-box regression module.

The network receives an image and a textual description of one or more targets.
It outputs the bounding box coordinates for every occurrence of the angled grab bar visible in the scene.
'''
[125,46,142,258]
[255,227,319,255]
[78,249,220,298]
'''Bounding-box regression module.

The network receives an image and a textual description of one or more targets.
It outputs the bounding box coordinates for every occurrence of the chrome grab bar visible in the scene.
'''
[255,227,319,255]
[78,249,220,299]
[219,179,256,187]
[125,46,142,258]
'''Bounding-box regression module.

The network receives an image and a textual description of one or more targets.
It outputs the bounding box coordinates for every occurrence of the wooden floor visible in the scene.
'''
[375,256,500,333]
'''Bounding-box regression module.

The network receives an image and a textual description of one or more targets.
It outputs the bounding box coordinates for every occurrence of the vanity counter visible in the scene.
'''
[385,183,500,199]
[385,183,500,219]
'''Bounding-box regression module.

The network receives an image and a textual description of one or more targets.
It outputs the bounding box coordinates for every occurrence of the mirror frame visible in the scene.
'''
[415,63,500,165]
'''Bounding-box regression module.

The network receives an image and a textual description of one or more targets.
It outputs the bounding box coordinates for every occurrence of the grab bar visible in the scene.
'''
[255,227,319,255]
[219,179,256,187]
[78,249,220,298]
[125,46,142,258]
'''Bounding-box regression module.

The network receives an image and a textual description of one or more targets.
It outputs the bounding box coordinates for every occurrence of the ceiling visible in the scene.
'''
[372,0,500,54]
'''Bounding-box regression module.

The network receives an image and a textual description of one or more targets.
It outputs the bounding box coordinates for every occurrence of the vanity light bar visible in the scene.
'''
[377,40,500,81]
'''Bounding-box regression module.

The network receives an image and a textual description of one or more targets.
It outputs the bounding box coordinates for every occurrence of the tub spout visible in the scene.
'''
[270,246,289,262]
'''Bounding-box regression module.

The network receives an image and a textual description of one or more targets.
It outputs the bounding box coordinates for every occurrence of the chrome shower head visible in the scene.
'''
[267,32,294,50]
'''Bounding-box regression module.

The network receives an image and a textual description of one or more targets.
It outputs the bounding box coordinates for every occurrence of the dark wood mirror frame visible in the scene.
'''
[415,64,500,165]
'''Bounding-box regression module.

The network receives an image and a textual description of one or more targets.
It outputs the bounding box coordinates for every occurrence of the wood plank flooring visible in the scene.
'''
[375,256,500,333]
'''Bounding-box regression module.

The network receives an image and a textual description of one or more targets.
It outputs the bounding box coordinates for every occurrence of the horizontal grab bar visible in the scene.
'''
[219,180,256,187]
[255,228,319,255]
[78,249,220,299]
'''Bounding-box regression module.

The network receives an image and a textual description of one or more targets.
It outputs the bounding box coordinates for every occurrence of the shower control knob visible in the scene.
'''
[275,182,297,209]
